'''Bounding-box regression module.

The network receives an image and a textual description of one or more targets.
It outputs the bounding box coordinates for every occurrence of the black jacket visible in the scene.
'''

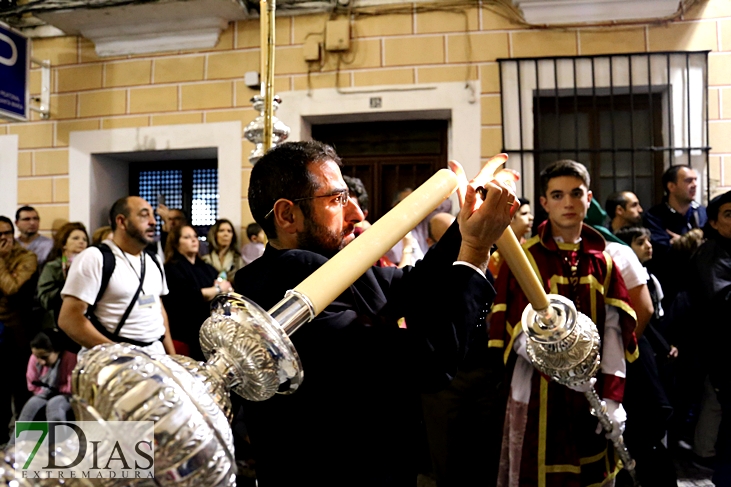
[232,222,495,487]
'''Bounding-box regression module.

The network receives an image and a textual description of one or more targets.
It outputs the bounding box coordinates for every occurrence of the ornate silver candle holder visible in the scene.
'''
[521,294,637,478]
[243,95,290,165]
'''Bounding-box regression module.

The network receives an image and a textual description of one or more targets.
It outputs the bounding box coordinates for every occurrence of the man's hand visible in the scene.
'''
[666,229,681,245]
[0,235,12,257]
[456,180,515,272]
[157,203,170,231]
[449,154,509,209]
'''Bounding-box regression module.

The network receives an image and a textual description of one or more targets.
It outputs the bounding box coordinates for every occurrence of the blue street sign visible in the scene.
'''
[0,22,30,121]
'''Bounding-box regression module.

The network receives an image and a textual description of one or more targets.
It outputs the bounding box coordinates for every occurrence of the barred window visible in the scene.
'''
[130,160,218,239]
[499,51,710,209]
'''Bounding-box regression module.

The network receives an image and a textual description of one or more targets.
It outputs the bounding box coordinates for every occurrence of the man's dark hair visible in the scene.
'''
[246,222,263,240]
[169,208,188,224]
[614,226,651,246]
[517,197,530,207]
[661,165,691,196]
[109,197,132,231]
[15,206,36,222]
[249,141,342,239]
[538,160,591,196]
[343,175,368,214]
[0,216,14,232]
[604,191,630,219]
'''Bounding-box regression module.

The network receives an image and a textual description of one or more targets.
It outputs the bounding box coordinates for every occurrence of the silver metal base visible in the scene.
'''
[522,294,601,388]
[200,292,304,402]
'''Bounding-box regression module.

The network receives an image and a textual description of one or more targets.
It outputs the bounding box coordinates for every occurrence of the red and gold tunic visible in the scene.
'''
[489,221,638,487]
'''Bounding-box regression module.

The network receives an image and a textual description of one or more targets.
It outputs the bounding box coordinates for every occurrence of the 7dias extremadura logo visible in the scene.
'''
[14,421,154,480]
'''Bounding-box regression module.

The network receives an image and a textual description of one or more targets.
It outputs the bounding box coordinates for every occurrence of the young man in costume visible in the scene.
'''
[489,160,638,487]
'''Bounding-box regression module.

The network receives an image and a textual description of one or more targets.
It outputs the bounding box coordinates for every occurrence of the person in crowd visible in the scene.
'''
[91,225,113,246]
[426,212,456,248]
[384,186,451,266]
[0,215,38,445]
[203,218,245,283]
[58,196,175,356]
[37,222,89,352]
[155,204,187,254]
[688,190,731,485]
[615,226,678,363]
[232,141,514,486]
[510,197,534,243]
[15,206,53,268]
[606,190,644,232]
[37,222,89,320]
[590,211,675,486]
[489,160,637,487]
[343,175,372,233]
[16,330,76,424]
[240,223,266,266]
[644,165,707,310]
[162,224,232,360]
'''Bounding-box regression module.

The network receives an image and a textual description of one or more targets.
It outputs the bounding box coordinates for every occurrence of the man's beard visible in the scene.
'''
[296,218,346,258]
[627,214,642,225]
[127,224,154,246]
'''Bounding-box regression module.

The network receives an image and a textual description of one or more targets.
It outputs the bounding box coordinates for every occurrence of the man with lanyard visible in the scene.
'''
[59,196,175,356]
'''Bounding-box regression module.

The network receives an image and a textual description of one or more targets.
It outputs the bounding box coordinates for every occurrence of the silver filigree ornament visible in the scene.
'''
[243,95,290,165]
[521,293,601,388]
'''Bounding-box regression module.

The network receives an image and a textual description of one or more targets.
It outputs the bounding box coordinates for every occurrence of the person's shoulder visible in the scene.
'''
[644,203,667,219]
[38,234,53,244]
[238,247,327,282]
[69,245,105,269]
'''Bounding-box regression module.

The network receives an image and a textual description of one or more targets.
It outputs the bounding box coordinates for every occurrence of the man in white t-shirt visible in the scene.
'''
[59,196,175,356]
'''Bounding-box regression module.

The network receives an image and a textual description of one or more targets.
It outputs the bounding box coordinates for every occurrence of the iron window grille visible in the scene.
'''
[498,51,710,209]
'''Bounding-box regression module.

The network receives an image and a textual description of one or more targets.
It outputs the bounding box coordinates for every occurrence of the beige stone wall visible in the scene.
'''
[1,0,730,233]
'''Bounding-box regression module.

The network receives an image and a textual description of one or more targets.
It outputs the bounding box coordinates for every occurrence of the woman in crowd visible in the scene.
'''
[91,225,112,246]
[17,330,76,424]
[37,222,88,351]
[163,224,232,360]
[203,218,245,283]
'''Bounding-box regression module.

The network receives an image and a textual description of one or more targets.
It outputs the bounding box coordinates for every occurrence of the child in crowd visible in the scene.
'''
[16,330,77,426]
[241,223,266,266]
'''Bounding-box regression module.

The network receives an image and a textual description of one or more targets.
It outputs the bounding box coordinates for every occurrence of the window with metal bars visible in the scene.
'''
[498,51,710,211]
[130,160,218,240]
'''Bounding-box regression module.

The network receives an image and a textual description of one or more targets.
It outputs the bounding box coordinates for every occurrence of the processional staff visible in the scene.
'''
[243,0,289,164]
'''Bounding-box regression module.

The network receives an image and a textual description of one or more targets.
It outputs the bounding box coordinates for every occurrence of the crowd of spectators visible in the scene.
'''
[1,159,727,487]
[0,202,265,447]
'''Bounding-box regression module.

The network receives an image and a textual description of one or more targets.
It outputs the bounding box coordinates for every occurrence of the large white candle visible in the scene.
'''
[495,227,550,311]
[294,169,458,315]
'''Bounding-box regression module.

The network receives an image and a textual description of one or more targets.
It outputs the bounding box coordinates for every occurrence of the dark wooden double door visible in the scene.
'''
[311,120,448,222]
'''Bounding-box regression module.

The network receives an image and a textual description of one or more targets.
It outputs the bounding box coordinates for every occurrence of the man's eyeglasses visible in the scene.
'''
[265,189,350,219]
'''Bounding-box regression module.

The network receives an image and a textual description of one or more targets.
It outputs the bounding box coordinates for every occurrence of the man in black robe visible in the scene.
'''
[689,190,731,486]
[232,141,514,487]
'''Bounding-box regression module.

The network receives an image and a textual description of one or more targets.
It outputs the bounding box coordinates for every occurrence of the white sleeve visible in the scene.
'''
[601,305,626,379]
[605,243,648,289]
[60,247,104,305]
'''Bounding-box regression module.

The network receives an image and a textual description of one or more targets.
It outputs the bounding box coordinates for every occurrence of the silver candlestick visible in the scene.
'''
[522,294,638,480]
[242,95,290,165]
